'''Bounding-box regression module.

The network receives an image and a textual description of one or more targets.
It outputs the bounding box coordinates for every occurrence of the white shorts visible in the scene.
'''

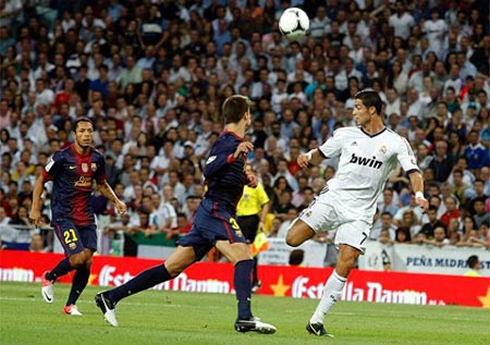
[295,196,372,252]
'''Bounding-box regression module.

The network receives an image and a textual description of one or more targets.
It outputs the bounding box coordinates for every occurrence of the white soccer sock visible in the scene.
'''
[310,270,347,324]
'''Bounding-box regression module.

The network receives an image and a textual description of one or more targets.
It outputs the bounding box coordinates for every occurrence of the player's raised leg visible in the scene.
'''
[216,240,276,334]
[286,205,337,336]
[95,245,195,326]
[285,218,316,248]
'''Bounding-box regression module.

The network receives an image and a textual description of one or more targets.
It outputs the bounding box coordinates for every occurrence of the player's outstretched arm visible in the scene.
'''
[29,174,47,226]
[97,179,128,215]
[297,148,325,168]
[408,171,429,212]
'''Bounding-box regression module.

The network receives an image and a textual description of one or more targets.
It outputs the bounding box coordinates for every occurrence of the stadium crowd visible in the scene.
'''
[0,0,489,258]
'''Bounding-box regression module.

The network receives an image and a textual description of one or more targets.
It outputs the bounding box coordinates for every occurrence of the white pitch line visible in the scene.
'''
[0,296,225,309]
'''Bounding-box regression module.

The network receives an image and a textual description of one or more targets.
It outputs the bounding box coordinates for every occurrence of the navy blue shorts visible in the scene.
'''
[53,221,97,256]
[177,198,247,260]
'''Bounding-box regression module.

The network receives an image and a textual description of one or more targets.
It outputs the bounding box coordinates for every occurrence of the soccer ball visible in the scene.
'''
[279,7,309,40]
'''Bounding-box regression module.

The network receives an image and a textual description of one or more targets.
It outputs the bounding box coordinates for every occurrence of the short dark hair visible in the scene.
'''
[289,249,304,266]
[354,89,383,115]
[222,95,252,124]
[467,255,479,269]
[73,117,93,131]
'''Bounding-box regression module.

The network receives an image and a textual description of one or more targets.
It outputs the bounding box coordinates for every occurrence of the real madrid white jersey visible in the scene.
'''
[318,127,419,223]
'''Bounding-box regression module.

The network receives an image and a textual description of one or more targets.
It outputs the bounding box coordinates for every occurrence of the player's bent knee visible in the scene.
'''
[164,262,187,277]
[69,253,87,268]
[285,233,298,247]
[285,220,314,247]
[85,257,93,270]
[286,230,303,247]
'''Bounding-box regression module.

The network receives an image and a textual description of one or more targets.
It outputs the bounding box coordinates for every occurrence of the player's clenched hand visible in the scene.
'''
[415,196,429,213]
[233,142,254,160]
[297,152,312,169]
[115,200,128,215]
[246,172,258,188]
[29,208,41,226]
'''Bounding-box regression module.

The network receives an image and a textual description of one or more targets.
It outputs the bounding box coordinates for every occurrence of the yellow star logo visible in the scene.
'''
[477,286,490,308]
[270,275,290,297]
[88,273,98,286]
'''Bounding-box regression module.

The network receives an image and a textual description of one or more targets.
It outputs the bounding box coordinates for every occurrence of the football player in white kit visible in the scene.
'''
[286,90,429,337]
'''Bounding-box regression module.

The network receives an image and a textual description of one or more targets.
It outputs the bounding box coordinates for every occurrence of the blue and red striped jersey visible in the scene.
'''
[43,145,107,226]
[203,131,247,212]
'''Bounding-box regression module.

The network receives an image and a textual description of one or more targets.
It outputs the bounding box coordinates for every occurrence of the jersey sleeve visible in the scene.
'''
[42,151,64,180]
[95,154,107,183]
[396,137,419,173]
[203,140,236,178]
[318,129,343,158]
[256,183,270,206]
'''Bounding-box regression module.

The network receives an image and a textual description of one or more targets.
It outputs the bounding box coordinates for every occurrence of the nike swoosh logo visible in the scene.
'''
[43,291,52,302]
[69,166,76,169]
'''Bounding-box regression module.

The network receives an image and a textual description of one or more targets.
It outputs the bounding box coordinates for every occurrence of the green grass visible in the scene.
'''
[0,282,488,345]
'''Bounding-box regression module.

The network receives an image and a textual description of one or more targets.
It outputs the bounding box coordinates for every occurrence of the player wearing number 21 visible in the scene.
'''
[29,117,127,316]
[286,90,428,337]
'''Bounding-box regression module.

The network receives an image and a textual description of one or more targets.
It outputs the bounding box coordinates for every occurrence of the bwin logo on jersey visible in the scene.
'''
[349,153,383,169]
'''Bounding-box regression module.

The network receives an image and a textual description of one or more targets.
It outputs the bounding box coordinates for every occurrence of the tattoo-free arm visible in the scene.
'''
[98,179,128,215]
[29,174,47,225]
[408,171,429,212]
[297,148,326,168]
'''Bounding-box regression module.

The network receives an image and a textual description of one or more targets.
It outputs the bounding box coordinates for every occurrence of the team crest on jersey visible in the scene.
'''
[91,163,97,172]
[235,230,243,237]
[81,163,89,173]
[69,243,76,250]
[379,145,387,154]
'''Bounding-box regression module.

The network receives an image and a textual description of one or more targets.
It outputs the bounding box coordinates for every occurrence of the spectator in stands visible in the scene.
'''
[370,212,397,241]
[393,194,424,227]
[0,206,11,225]
[377,188,399,217]
[450,169,469,206]
[466,180,488,212]
[428,140,454,183]
[420,205,446,239]
[400,209,422,239]
[464,130,489,173]
[416,226,450,247]
[8,205,32,226]
[472,197,490,229]
[29,233,45,252]
[473,221,490,249]
[395,227,412,243]
[378,229,394,245]
[296,186,315,213]
[272,189,295,222]
[174,212,191,236]
[440,196,461,228]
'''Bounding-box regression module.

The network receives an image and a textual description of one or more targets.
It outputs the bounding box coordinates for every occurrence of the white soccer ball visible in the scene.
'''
[279,7,310,40]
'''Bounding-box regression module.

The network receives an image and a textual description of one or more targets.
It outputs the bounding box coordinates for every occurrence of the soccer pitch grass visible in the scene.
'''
[0,282,488,345]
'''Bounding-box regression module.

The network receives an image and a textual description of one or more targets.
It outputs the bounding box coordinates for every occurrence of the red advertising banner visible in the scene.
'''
[1,250,489,308]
